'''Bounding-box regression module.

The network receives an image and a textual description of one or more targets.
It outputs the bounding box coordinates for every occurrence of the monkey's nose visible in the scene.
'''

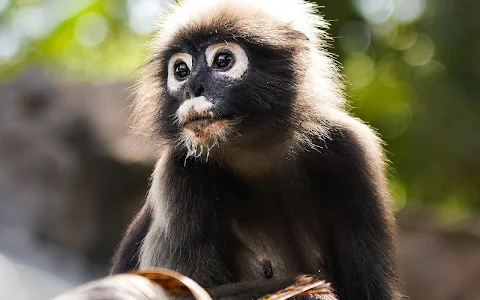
[184,85,205,99]
[194,85,205,97]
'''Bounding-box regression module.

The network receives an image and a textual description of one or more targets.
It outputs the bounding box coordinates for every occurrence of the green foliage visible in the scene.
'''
[0,0,148,80]
[1,0,479,216]
[323,0,480,217]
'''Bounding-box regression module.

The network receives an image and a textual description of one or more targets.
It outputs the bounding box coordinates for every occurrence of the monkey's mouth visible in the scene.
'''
[181,113,234,142]
[182,114,232,130]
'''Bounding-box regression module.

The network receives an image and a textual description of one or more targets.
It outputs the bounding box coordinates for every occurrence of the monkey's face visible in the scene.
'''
[132,0,338,163]
[161,38,298,160]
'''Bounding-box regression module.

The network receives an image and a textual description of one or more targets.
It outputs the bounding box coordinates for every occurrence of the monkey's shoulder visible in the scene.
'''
[294,116,388,205]
[302,116,384,166]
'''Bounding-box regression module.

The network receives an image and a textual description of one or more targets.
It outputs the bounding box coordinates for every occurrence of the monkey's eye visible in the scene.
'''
[212,51,234,70]
[174,61,190,80]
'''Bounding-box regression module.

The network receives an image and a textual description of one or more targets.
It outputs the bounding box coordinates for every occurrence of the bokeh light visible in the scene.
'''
[403,33,435,66]
[377,54,403,87]
[127,0,166,35]
[354,0,427,24]
[75,12,109,47]
[389,31,418,51]
[0,29,22,59]
[344,54,375,89]
[0,0,9,13]
[392,0,426,24]
[354,0,395,24]
[338,21,371,53]
[11,6,49,39]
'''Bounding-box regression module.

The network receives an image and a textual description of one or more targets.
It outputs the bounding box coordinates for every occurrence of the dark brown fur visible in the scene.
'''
[111,1,400,299]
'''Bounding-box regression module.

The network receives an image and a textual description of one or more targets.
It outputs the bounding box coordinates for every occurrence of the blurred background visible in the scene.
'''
[0,0,479,299]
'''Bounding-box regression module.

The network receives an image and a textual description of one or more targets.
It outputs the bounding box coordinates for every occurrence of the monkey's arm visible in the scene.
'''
[315,122,399,300]
[110,205,151,274]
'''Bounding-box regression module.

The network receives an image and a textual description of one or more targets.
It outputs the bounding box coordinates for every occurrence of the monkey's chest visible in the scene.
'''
[223,180,325,280]
[230,221,324,280]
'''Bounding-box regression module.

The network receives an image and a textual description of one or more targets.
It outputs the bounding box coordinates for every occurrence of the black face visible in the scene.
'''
[156,30,299,158]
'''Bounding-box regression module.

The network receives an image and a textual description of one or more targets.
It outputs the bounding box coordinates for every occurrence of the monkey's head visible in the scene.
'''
[133,0,344,162]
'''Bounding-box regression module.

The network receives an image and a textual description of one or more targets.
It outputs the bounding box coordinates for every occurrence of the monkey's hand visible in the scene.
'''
[208,276,336,300]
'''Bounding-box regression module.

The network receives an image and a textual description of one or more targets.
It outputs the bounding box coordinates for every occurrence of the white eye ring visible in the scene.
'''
[205,43,248,80]
[167,53,193,92]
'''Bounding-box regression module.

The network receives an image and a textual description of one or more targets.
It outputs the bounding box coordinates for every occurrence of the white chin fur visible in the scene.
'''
[175,96,223,162]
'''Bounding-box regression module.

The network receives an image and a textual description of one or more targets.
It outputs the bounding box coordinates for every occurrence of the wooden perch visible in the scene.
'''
[53,269,337,300]
[53,274,170,300]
